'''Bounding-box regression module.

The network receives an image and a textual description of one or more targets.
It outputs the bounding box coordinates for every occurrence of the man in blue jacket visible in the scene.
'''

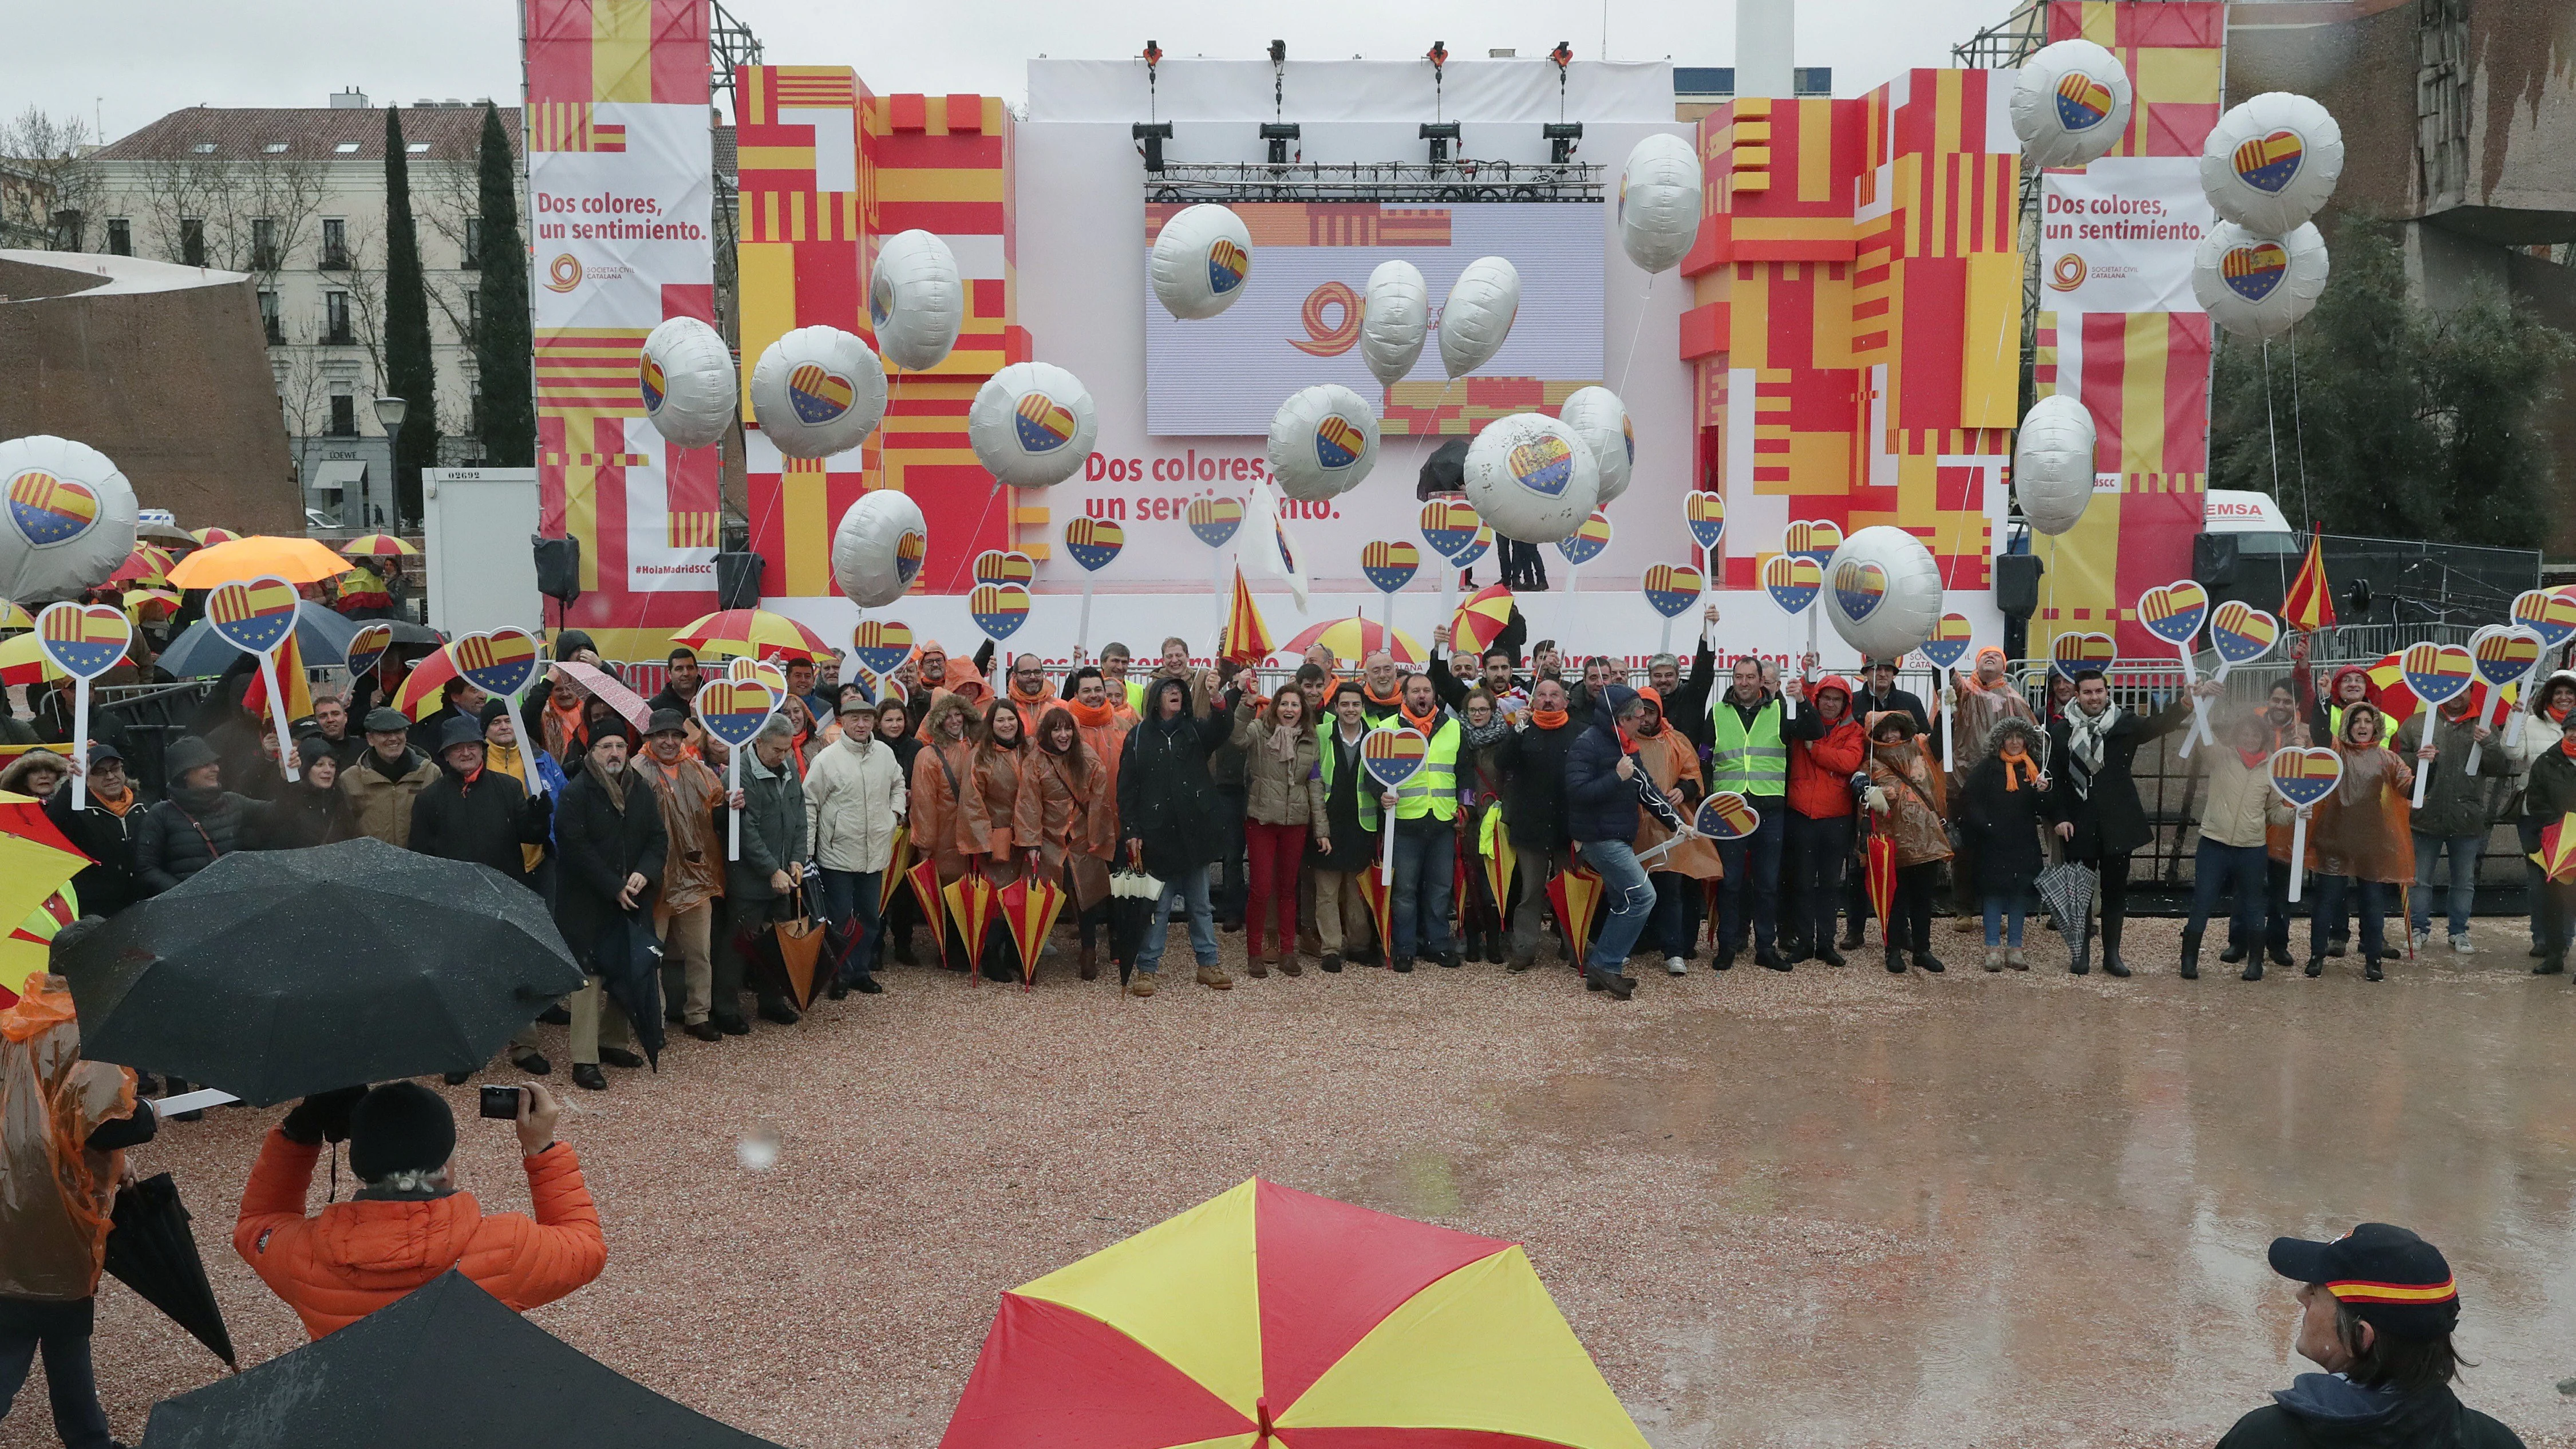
[1562,684,1693,1000]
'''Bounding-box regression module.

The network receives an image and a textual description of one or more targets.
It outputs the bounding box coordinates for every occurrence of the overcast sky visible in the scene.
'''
[19,0,2013,142]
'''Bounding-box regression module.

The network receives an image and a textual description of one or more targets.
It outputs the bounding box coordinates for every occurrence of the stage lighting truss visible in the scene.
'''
[1143,159,1603,204]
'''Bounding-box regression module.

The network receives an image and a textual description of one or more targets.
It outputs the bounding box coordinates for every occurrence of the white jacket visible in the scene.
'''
[803,733,908,872]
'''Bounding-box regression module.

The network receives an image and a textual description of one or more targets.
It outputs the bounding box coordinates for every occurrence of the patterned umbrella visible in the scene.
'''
[108,545,175,585]
[906,857,951,970]
[1281,615,1427,668]
[1,883,78,1008]
[1547,864,1605,970]
[2532,813,2576,883]
[0,801,94,993]
[1449,583,1516,656]
[1864,834,1897,931]
[673,609,833,662]
[341,533,420,558]
[1480,808,1516,916]
[997,872,1066,990]
[1353,864,1394,961]
[941,1178,1651,1449]
[186,527,240,548]
[877,825,914,918]
[943,865,997,981]
[123,586,183,619]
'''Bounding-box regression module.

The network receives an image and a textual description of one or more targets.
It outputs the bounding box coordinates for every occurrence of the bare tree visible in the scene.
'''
[0,106,103,249]
[127,144,327,293]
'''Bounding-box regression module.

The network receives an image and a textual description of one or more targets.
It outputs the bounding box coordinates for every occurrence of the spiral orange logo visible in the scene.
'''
[1290,281,1361,357]
[2046,252,2086,292]
[543,254,583,293]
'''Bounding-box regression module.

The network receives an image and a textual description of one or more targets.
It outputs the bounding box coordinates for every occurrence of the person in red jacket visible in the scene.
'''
[1782,673,1868,964]
[234,1080,605,1340]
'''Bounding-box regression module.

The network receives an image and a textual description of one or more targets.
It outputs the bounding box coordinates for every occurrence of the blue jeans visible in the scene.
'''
[2409,832,2482,939]
[1389,816,1456,962]
[2186,838,2268,949]
[1137,864,1218,974]
[1981,895,2025,947]
[2312,874,2385,961]
[1713,800,1786,952]
[2265,858,2294,958]
[816,866,883,984]
[1577,838,1657,973]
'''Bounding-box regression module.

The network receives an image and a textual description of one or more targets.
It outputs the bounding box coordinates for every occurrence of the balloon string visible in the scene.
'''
[2289,329,2312,532]
[1613,272,1653,395]
[2262,338,2286,525]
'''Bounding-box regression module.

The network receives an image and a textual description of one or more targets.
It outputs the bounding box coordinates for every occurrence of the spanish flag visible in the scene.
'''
[241,632,314,725]
[1222,564,1274,665]
[2281,522,2336,632]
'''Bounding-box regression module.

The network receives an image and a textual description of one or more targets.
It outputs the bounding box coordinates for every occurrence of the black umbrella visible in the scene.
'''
[1105,854,1165,989]
[1415,437,1468,499]
[104,1172,235,1369]
[140,1270,783,1448]
[60,838,587,1105]
[588,910,667,1068]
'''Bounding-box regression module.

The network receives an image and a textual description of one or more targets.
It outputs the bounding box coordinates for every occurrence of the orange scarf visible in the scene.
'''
[1998,751,2036,791]
[2561,737,2576,760]
[90,785,135,816]
[2237,745,2269,768]
[1065,696,1120,731]
[1530,707,1568,731]
[1398,702,1440,735]
[1364,682,1402,712]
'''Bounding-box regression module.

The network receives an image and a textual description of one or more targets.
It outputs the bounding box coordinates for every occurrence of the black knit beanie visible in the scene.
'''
[347,1081,457,1180]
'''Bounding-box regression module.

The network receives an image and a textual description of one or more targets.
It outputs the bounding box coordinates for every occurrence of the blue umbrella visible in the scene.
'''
[159,601,359,677]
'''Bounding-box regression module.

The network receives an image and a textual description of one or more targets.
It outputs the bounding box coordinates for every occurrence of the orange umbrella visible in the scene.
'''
[997,872,1066,990]
[167,535,352,587]
[1548,864,1605,970]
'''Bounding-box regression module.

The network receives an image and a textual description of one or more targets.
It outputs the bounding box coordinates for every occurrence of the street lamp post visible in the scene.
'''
[373,396,408,532]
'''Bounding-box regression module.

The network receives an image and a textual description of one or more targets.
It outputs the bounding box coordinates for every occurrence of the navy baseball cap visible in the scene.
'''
[2267,1223,2460,1340]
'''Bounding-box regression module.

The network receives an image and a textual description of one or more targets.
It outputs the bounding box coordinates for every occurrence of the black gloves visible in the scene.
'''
[280,1084,368,1145]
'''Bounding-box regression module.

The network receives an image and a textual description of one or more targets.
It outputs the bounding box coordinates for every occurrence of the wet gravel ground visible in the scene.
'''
[37,912,2576,1449]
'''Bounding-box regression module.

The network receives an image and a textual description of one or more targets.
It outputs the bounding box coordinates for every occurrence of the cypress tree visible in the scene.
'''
[474,102,535,467]
[383,105,438,523]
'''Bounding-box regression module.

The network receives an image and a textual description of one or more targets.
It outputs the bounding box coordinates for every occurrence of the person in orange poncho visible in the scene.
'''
[0,948,156,1449]
[1630,689,1721,976]
[2296,701,2415,981]
[959,700,1041,981]
[1032,703,1118,979]
[906,693,980,970]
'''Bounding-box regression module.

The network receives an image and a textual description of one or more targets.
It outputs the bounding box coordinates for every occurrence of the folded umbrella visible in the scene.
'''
[735,886,825,1013]
[2036,860,2098,940]
[104,1172,235,1369]
[1105,847,1164,988]
[140,1269,782,1448]
[906,857,950,970]
[1356,864,1396,964]
[1864,833,1897,933]
[589,910,670,1067]
[1546,864,1604,971]
[58,838,587,1105]
[943,865,996,984]
[997,871,1066,991]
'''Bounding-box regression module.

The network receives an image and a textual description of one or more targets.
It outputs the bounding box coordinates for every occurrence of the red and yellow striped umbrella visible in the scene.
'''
[108,544,176,585]
[942,1178,1649,1449]
[1282,615,1426,667]
[0,795,88,999]
[1450,582,1515,656]
[2533,814,2576,885]
[341,532,419,558]
[673,608,833,662]
[1547,865,1605,970]
[0,599,29,631]
[187,526,240,548]
[123,586,182,620]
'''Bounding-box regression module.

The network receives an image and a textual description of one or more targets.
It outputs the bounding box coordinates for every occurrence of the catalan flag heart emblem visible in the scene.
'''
[7,470,98,547]
[1833,561,1888,622]
[2136,580,2211,649]
[971,583,1032,641]
[1064,518,1125,573]
[2471,626,2542,688]
[639,354,668,413]
[1784,520,1843,563]
[2399,642,2475,707]
[1361,540,1420,594]
[2050,631,2117,681]
[1921,613,1974,672]
[2210,603,2280,666]
[1314,414,1365,471]
[973,550,1036,587]
[787,363,856,425]
[1555,511,1612,567]
[2055,72,2115,131]
[1504,435,1574,498]
[345,622,394,680]
[1187,497,1243,550]
[453,626,541,698]
[1014,392,1078,453]
[1419,499,1484,563]
[1694,791,1760,840]
[2512,587,2576,649]
[695,680,778,748]
[895,530,926,585]
[1206,236,1249,295]
[1642,563,1706,619]
[1360,727,1429,789]
[204,576,300,656]
[728,656,789,693]
[2221,242,2289,303]
[2232,128,2305,194]
[35,601,132,680]
[1762,555,1820,615]
[850,620,914,676]
[1684,491,1726,550]
[2267,745,2342,809]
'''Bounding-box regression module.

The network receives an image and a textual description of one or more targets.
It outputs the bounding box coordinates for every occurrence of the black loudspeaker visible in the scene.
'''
[714,551,765,611]
[1993,552,2044,617]
[2192,531,2240,588]
[532,535,582,606]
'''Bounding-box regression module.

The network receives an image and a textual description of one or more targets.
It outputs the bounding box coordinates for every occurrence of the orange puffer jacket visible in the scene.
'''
[234,1128,606,1339]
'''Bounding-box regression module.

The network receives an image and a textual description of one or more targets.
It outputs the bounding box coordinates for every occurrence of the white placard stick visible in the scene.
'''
[68,676,92,810]
[155,1088,239,1115]
[2287,811,2309,903]
[256,651,301,783]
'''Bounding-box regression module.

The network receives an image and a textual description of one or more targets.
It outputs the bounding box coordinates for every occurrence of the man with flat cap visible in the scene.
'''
[2219,1222,2524,1448]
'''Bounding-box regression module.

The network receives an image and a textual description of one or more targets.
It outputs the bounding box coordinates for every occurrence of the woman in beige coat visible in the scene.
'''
[1230,673,1326,977]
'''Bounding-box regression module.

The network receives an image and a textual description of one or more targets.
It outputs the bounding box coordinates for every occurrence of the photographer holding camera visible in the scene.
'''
[234,1080,606,1340]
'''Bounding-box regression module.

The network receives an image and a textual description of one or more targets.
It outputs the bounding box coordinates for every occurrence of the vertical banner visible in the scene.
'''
[526,0,717,652]
[2032,1,2224,657]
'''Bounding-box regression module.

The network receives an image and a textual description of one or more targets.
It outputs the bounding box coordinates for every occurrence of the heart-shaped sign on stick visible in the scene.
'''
[1186,497,1244,550]
[345,622,393,682]
[728,656,789,694]
[1761,555,1822,616]
[2140,579,2214,751]
[1361,726,1430,884]
[1361,541,1420,595]
[1694,791,1760,841]
[2050,631,2117,682]
[2468,625,2545,769]
[2269,743,2342,903]
[1556,511,1613,568]
[971,583,1032,642]
[971,550,1036,588]
[2209,602,2279,672]
[37,601,133,811]
[1684,491,1726,552]
[205,575,300,657]
[851,620,913,677]
[698,677,779,861]
[1419,499,1484,564]
[2511,587,2576,650]
[1063,518,1124,573]
[1783,519,1843,564]
[453,627,542,701]
[2400,641,2477,807]
[1919,614,1973,673]
[1641,564,1705,619]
